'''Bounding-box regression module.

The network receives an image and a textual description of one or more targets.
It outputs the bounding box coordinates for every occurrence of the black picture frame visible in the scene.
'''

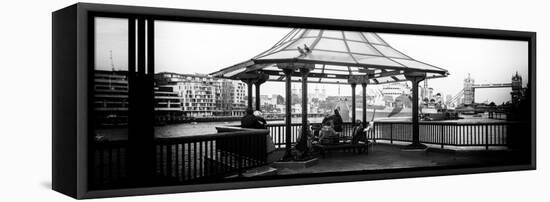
[52,3,536,199]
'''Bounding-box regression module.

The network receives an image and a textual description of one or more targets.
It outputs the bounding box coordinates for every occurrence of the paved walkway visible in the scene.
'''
[274,143,519,175]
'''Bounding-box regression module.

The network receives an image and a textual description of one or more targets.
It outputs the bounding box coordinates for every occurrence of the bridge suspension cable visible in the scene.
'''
[449,88,464,105]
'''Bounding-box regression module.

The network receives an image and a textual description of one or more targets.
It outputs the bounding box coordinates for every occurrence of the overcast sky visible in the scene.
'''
[95,17,528,104]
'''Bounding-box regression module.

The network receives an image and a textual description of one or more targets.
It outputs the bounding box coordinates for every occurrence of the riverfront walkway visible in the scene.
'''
[92,120,527,188]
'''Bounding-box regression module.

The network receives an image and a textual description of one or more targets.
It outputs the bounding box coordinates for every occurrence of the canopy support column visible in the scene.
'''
[253,74,267,111]
[247,81,253,109]
[282,68,293,160]
[351,83,357,125]
[349,75,368,127]
[277,64,314,161]
[405,72,427,150]
[239,72,269,111]
[300,68,310,145]
[362,83,367,127]
[254,83,261,110]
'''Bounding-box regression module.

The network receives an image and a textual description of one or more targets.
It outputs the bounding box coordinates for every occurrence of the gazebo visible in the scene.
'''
[210,29,449,158]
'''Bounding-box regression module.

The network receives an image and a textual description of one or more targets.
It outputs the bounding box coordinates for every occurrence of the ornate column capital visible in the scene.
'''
[281,68,294,75]
[348,75,369,85]
[252,72,269,85]
[238,71,269,85]
[240,78,253,84]
[299,67,311,75]
[404,71,427,84]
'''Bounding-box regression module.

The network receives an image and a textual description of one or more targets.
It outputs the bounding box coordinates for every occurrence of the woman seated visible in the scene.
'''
[351,120,367,144]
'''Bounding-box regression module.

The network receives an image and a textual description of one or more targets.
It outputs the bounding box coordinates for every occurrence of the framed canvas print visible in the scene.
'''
[52,3,536,199]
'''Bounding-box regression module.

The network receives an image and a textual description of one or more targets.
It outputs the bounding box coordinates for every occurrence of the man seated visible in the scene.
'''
[241,109,277,156]
[253,110,267,129]
[318,120,339,145]
[241,108,264,129]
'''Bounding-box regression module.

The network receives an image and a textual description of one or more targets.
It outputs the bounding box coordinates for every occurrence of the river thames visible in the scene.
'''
[95,112,506,141]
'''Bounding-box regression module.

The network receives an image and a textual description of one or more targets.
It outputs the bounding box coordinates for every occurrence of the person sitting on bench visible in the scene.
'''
[351,120,367,144]
[294,121,313,159]
[314,120,370,157]
[241,108,264,129]
[319,120,339,145]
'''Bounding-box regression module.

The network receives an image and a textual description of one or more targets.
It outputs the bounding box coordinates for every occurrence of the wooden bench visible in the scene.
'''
[313,142,368,158]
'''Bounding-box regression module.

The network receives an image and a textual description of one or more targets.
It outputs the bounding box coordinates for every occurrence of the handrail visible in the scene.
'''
[263,121,523,126]
[91,120,526,189]
[375,121,523,125]
[263,121,525,149]
[155,129,268,143]
[92,127,269,188]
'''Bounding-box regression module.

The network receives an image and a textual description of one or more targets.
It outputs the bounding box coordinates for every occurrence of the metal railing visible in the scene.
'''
[92,130,267,188]
[369,121,519,149]
[265,122,373,148]
[92,140,127,187]
[155,130,267,181]
[92,120,521,188]
[265,121,520,150]
[488,111,508,120]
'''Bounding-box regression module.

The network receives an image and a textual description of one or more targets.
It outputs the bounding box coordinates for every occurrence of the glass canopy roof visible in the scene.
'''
[211,29,448,84]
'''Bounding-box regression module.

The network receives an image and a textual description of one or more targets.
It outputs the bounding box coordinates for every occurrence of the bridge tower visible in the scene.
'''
[511,71,523,104]
[463,73,475,105]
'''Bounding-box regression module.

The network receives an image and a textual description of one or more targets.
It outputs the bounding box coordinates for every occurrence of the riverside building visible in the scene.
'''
[93,70,184,125]
[93,70,129,126]
[155,72,247,118]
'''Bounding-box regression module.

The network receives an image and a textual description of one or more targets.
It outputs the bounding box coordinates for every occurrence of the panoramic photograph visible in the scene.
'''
[91,17,531,189]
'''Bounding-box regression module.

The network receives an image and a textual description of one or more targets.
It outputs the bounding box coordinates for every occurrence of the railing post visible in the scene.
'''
[390,123,393,144]
[238,141,244,177]
[372,122,376,142]
[441,125,444,149]
[167,144,172,177]
[485,124,489,150]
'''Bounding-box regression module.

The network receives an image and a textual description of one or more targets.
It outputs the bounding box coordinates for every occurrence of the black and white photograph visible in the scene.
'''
[89,15,532,190]
[0,0,542,201]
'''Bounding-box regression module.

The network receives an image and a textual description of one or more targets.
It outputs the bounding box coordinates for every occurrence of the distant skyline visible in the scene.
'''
[95,17,528,104]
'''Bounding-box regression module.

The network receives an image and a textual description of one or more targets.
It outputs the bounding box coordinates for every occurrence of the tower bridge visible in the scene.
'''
[448,72,523,106]
[472,83,512,88]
